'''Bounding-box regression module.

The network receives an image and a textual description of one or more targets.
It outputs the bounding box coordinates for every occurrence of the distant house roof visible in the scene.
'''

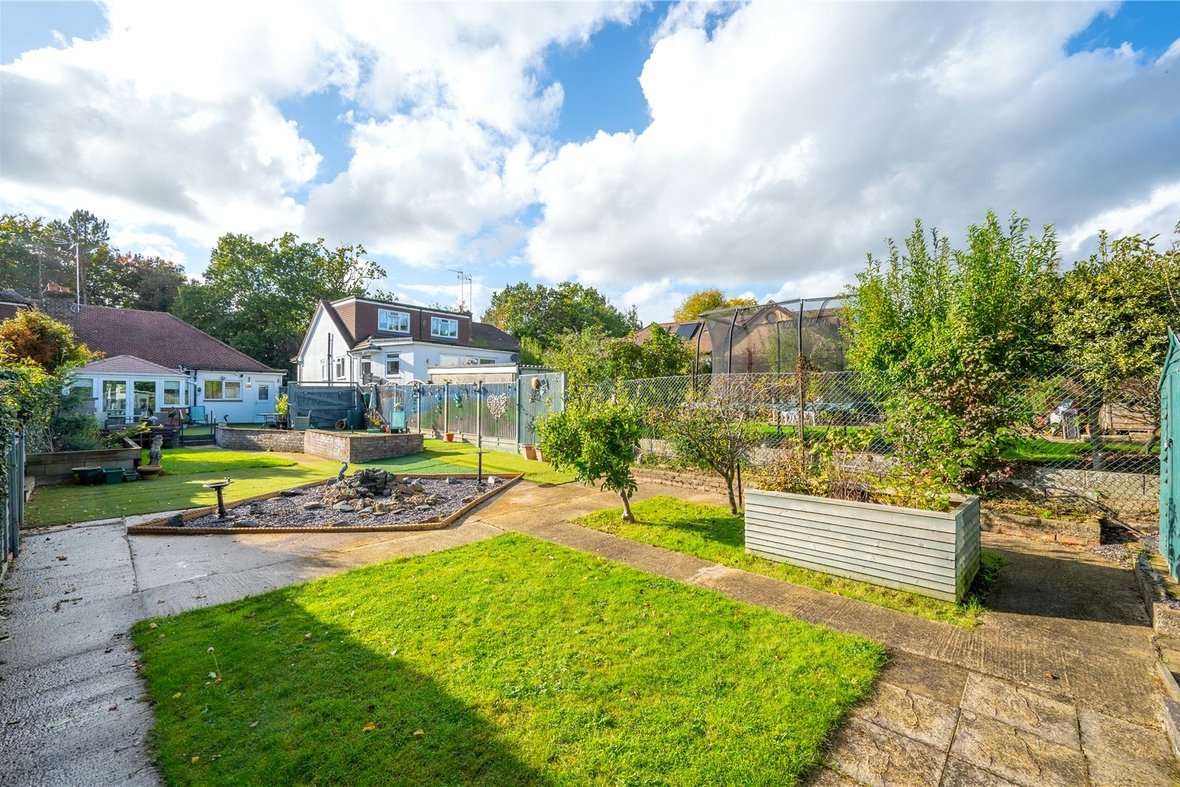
[308,297,520,355]
[56,304,279,374]
[0,289,32,321]
[75,354,185,377]
[470,321,521,353]
[632,321,712,355]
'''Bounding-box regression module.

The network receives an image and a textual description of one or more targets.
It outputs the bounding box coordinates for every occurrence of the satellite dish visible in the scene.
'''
[509,353,520,362]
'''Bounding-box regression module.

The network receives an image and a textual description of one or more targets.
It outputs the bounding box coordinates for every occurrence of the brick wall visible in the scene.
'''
[214,426,306,453]
[303,429,423,462]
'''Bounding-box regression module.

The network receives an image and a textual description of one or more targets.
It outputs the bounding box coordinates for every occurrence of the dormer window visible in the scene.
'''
[431,316,459,339]
[378,309,410,333]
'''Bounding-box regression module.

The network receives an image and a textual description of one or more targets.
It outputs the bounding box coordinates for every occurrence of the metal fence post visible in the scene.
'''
[444,382,450,436]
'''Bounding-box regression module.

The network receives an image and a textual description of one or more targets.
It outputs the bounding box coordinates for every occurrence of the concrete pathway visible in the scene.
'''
[1,478,1176,786]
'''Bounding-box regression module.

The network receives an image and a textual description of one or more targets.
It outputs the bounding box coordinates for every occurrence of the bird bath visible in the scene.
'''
[203,479,232,519]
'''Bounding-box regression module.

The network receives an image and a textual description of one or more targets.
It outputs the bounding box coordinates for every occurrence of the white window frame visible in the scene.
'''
[334,358,345,378]
[385,355,400,376]
[431,316,459,339]
[204,379,242,401]
[163,380,181,405]
[378,309,410,333]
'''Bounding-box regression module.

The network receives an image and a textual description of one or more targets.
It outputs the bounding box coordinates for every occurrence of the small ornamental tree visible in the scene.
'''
[659,382,764,514]
[0,309,97,371]
[0,310,101,451]
[537,397,641,522]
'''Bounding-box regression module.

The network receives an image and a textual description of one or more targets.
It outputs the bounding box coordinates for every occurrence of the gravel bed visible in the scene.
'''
[181,473,506,529]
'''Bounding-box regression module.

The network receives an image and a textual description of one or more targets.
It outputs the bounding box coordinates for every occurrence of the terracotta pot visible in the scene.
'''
[520,443,537,461]
[445,432,455,442]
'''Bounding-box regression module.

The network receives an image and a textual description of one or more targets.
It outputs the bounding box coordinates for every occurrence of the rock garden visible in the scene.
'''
[139,467,515,531]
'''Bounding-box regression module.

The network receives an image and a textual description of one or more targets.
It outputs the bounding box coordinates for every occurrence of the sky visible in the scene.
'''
[1,1,1178,323]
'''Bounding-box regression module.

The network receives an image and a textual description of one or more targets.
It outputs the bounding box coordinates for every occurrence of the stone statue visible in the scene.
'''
[335,462,348,483]
[149,435,163,466]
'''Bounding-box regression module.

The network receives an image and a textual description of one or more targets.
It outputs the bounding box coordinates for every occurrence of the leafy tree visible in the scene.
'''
[606,324,692,380]
[482,282,638,350]
[49,209,115,306]
[173,233,383,374]
[0,213,71,298]
[117,254,189,311]
[541,327,612,400]
[1054,226,1180,419]
[0,308,98,371]
[845,211,1059,487]
[0,310,100,451]
[673,289,757,322]
[537,397,642,521]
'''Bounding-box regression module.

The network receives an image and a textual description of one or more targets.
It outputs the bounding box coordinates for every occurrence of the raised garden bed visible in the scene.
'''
[126,468,521,535]
[27,438,141,485]
[745,488,981,602]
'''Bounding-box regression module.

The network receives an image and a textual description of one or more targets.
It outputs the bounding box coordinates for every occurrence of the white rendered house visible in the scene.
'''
[295,297,520,385]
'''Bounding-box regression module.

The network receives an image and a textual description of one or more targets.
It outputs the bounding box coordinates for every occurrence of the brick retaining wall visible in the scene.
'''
[214,426,307,453]
[303,430,424,463]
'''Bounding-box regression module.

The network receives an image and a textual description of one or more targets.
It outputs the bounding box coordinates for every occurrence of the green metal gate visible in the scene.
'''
[1161,331,1180,578]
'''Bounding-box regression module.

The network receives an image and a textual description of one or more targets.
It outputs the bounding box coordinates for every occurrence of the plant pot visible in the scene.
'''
[72,466,104,485]
[745,488,981,602]
[520,443,537,461]
[445,432,455,442]
[535,448,546,463]
[137,464,163,480]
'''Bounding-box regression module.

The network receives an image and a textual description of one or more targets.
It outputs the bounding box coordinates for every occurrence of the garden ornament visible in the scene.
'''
[149,435,163,466]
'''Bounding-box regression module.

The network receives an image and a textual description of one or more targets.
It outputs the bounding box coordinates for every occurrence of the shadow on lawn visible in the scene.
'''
[636,511,745,549]
[137,600,551,786]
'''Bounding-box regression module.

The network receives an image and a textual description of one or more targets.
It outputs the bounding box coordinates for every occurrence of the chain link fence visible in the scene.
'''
[617,367,1160,523]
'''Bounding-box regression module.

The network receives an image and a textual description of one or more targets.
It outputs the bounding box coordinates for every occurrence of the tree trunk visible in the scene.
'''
[724,473,738,515]
[620,492,635,522]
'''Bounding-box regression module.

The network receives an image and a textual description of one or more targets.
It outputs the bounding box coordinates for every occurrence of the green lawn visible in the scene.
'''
[1001,436,1157,462]
[133,534,882,786]
[25,440,571,528]
[574,496,1001,627]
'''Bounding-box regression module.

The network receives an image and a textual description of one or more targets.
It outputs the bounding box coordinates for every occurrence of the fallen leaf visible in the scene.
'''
[304,632,313,640]
[56,556,67,561]
[172,692,183,699]
[108,704,117,711]
[191,756,200,765]
[211,754,221,761]
[413,728,424,738]
[363,721,378,732]
[148,622,158,629]
[249,721,259,728]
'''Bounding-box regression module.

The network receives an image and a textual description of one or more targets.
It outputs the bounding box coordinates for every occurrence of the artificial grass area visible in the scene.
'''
[25,440,571,527]
[574,496,1000,627]
[369,439,575,486]
[133,534,882,786]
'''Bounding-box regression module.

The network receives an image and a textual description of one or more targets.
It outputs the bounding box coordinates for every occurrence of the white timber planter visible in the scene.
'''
[745,488,981,602]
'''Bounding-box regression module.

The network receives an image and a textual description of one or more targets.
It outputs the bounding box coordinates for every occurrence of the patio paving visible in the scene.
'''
[1,478,1176,785]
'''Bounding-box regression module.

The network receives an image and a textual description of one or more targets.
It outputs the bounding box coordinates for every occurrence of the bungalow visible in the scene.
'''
[38,293,285,424]
[295,296,520,384]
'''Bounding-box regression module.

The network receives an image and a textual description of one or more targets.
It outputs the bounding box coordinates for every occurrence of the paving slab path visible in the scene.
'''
[1,478,1176,786]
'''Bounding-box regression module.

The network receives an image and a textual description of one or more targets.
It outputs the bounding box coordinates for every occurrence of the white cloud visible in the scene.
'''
[0,0,635,261]
[526,1,1180,318]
